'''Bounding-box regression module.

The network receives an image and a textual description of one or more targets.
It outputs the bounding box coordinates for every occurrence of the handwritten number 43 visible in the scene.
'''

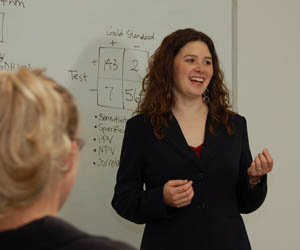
[104,59,139,72]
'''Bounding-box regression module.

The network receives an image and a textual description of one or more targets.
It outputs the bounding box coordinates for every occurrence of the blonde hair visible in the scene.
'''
[0,68,79,217]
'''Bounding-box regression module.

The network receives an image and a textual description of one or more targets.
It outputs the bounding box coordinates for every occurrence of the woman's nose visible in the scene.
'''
[194,64,205,73]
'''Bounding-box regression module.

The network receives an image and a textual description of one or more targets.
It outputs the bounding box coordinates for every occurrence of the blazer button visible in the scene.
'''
[197,203,208,209]
[197,172,205,181]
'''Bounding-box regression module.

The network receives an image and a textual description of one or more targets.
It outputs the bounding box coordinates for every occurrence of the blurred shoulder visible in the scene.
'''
[47,217,136,250]
[127,113,146,123]
[229,113,248,133]
[230,113,247,124]
[126,114,149,128]
[57,236,136,250]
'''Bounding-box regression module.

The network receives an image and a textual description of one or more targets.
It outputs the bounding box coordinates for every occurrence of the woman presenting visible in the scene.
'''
[112,28,273,250]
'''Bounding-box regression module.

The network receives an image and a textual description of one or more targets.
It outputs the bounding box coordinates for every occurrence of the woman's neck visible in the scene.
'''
[0,192,59,231]
[172,97,208,120]
[0,208,56,231]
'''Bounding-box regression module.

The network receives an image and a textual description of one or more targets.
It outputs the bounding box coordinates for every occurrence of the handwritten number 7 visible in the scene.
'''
[105,86,114,101]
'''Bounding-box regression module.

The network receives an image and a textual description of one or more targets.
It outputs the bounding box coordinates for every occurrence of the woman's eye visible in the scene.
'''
[185,58,194,63]
[204,60,212,65]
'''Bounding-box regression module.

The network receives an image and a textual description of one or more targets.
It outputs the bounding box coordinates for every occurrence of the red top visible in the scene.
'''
[190,144,203,158]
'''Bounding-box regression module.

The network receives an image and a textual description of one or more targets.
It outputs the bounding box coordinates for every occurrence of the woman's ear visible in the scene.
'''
[56,140,79,210]
[64,140,78,173]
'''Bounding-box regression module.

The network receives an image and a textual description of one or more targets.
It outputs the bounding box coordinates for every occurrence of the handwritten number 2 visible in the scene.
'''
[131,60,138,72]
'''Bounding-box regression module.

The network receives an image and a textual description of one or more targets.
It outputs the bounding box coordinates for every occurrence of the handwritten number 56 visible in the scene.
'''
[125,89,141,103]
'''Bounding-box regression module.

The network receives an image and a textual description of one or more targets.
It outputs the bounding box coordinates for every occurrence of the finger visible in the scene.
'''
[247,161,256,177]
[249,165,258,177]
[174,190,194,207]
[175,188,194,203]
[174,181,193,193]
[176,200,192,208]
[249,160,263,178]
[253,156,262,173]
[258,153,268,173]
[262,148,274,171]
[175,201,190,208]
[175,196,193,207]
[166,179,188,187]
[166,181,193,197]
[173,186,194,201]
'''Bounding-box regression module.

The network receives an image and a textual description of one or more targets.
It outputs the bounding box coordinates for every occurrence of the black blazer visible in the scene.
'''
[112,113,267,250]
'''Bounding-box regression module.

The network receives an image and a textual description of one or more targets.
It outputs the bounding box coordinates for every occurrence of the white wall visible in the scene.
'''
[237,0,300,249]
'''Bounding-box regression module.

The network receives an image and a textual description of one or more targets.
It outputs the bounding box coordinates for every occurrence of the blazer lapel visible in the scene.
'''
[164,113,228,167]
[164,115,202,165]
[200,114,228,164]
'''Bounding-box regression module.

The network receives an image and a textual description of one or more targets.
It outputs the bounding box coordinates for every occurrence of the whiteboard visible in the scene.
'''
[0,0,233,247]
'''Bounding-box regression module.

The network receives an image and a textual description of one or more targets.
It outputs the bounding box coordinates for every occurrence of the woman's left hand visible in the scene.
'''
[247,148,273,183]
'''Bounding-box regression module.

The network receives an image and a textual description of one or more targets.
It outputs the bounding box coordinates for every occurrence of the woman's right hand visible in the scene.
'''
[163,180,194,208]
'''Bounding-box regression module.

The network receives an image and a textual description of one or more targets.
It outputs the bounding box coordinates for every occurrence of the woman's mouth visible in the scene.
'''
[189,77,205,84]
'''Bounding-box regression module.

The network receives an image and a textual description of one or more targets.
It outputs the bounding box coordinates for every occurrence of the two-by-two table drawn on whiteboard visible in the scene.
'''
[97,46,149,111]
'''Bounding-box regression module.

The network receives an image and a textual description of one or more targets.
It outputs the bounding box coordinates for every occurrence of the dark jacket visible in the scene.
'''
[0,216,135,250]
[112,113,267,250]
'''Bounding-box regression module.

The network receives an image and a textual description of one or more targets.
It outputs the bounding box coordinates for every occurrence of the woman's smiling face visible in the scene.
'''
[173,41,213,100]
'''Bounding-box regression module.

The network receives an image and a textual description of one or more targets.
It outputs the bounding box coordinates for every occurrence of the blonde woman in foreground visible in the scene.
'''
[0,68,135,250]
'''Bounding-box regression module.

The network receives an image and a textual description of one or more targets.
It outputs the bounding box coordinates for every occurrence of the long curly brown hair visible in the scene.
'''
[136,28,234,139]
